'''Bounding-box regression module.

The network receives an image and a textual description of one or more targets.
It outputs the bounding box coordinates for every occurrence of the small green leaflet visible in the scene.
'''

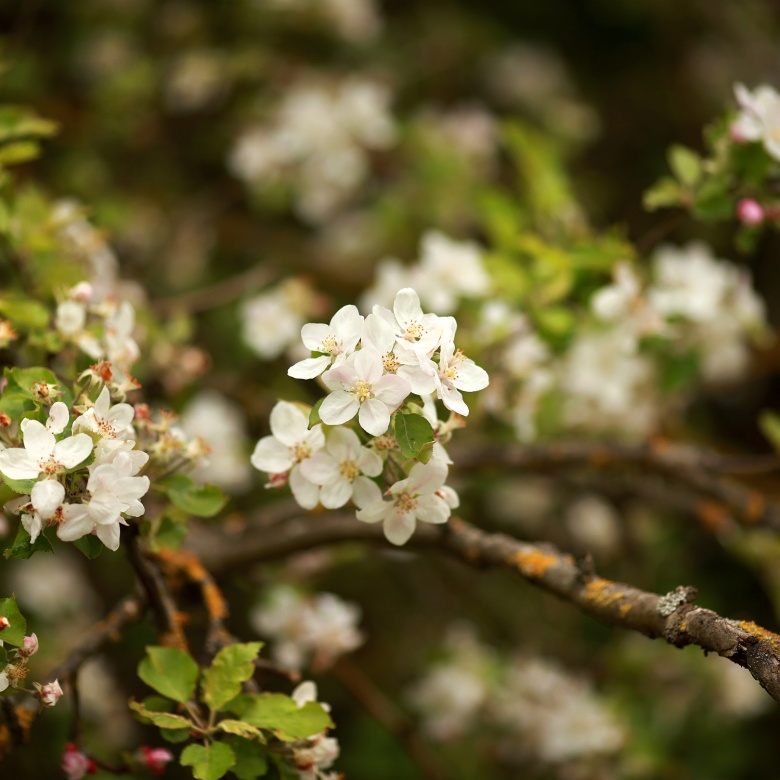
[203,642,263,711]
[158,473,227,518]
[180,742,236,780]
[4,524,53,560]
[129,700,194,730]
[393,412,434,460]
[138,646,199,703]
[229,693,333,742]
[0,596,27,645]
[225,737,269,780]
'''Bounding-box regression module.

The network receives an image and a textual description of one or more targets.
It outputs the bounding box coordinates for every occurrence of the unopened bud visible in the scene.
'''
[737,198,765,226]
[139,746,174,775]
[0,616,9,631]
[18,633,38,658]
[34,678,63,707]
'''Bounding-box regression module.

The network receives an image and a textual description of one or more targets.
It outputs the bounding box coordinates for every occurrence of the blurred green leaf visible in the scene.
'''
[0,595,26,645]
[180,742,236,780]
[204,642,263,712]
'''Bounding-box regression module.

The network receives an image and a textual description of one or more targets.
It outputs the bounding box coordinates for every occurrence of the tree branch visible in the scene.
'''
[190,512,780,704]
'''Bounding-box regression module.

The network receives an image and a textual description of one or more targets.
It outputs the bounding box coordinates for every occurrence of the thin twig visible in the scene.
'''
[333,657,447,780]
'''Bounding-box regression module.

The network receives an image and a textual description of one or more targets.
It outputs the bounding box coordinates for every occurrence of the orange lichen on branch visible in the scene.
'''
[745,493,767,523]
[156,549,228,622]
[510,549,558,578]
[584,578,626,610]
[161,610,190,650]
[738,620,780,653]
[696,500,730,533]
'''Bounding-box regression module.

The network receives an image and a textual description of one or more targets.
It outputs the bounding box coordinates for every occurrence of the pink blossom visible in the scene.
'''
[737,198,765,226]
[140,746,174,775]
[61,744,96,780]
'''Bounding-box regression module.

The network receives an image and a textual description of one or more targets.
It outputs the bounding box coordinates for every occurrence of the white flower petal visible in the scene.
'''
[289,466,320,510]
[0,449,39,481]
[269,402,309,446]
[320,391,359,426]
[320,478,352,509]
[352,476,382,509]
[299,453,339,485]
[288,355,332,380]
[251,436,294,474]
[358,398,390,436]
[384,511,416,545]
[53,433,94,469]
[31,479,65,519]
[47,403,70,434]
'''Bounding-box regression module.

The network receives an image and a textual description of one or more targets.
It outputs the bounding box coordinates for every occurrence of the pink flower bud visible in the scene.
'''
[737,198,765,226]
[140,746,175,775]
[0,616,9,631]
[70,282,94,303]
[729,122,749,143]
[34,678,63,707]
[61,744,97,780]
[18,633,38,658]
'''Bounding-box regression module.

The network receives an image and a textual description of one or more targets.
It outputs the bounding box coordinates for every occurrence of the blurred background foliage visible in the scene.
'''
[3,0,780,778]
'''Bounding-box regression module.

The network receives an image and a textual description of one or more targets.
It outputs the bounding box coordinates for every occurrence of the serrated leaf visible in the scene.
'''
[0,474,36,495]
[394,413,434,460]
[668,144,702,186]
[225,737,269,780]
[129,699,195,730]
[180,742,236,780]
[4,524,53,560]
[230,694,333,742]
[0,299,50,330]
[158,474,227,518]
[204,642,263,711]
[138,646,199,704]
[217,719,266,742]
[0,596,27,645]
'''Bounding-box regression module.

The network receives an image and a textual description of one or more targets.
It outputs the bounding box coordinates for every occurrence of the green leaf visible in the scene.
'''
[158,474,228,518]
[308,397,324,429]
[0,390,32,420]
[4,367,60,397]
[759,410,780,452]
[668,144,702,186]
[73,534,104,559]
[0,106,58,145]
[129,699,195,730]
[230,694,333,742]
[4,524,53,560]
[225,737,269,780]
[0,299,50,330]
[0,141,42,166]
[138,646,199,703]
[643,177,682,211]
[0,474,36,495]
[150,513,189,552]
[393,413,434,460]
[217,719,266,742]
[204,642,263,711]
[180,742,236,780]
[0,595,27,645]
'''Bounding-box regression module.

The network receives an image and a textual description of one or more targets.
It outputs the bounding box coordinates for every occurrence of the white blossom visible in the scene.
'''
[288,304,364,379]
[299,427,382,509]
[356,460,453,545]
[73,386,135,441]
[731,83,780,160]
[250,402,324,509]
[320,348,410,436]
[0,420,93,482]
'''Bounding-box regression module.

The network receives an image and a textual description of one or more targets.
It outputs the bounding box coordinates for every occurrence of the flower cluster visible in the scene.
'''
[252,287,488,544]
[229,73,396,223]
[0,624,62,709]
[0,381,150,552]
[250,586,364,671]
[407,625,625,767]
[289,681,341,780]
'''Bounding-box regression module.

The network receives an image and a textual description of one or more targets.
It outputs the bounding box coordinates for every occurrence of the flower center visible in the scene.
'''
[291,442,311,463]
[382,352,399,373]
[339,460,361,482]
[395,491,418,513]
[38,456,62,476]
[352,380,373,403]
[403,322,424,341]
[98,419,117,438]
[320,335,338,354]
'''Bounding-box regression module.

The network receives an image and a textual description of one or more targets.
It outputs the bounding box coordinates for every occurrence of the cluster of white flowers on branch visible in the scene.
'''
[251,287,489,545]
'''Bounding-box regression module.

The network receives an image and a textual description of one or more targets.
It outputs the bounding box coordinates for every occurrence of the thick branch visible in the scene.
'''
[190,513,780,703]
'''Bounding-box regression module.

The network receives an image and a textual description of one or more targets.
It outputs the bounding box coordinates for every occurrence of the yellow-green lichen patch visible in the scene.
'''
[739,620,780,653]
[584,578,626,609]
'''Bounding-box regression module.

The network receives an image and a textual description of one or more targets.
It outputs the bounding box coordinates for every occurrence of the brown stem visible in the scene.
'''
[333,657,448,780]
